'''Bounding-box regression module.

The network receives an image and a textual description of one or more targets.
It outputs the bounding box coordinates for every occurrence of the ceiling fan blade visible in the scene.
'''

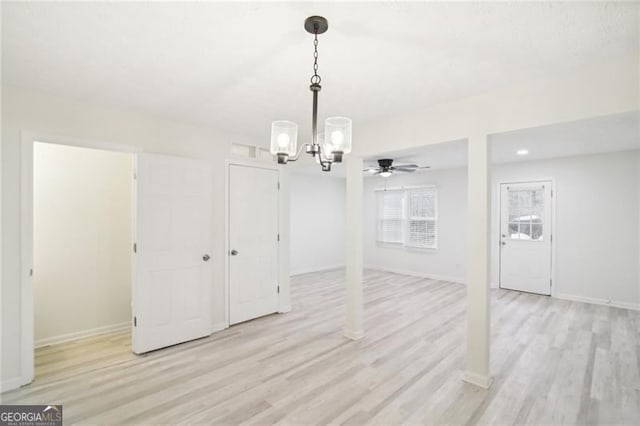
[395,164,419,168]
[394,167,418,172]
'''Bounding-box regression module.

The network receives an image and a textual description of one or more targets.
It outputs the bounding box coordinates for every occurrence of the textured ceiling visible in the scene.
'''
[2,2,638,145]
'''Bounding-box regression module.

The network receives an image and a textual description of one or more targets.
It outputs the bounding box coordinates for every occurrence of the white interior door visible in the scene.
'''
[132,153,213,354]
[499,181,553,295]
[229,164,279,325]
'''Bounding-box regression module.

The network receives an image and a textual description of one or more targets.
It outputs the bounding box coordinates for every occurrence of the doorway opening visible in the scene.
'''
[32,141,134,381]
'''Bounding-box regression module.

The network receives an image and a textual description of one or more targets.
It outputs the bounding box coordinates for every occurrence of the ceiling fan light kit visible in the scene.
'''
[269,16,352,172]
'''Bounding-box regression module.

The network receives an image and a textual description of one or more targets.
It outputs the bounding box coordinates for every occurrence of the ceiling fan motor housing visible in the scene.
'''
[378,158,394,170]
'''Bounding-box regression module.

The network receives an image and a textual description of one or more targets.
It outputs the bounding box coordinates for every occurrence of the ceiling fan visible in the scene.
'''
[364,158,430,177]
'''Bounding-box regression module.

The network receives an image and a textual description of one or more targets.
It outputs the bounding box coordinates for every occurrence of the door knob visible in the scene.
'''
[230,250,238,256]
[501,241,506,246]
[203,254,210,261]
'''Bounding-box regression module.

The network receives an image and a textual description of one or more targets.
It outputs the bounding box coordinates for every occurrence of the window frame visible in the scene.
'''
[375,185,438,250]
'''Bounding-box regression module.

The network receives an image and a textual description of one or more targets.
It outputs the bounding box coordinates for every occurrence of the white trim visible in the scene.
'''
[278,305,292,314]
[343,328,364,340]
[1,377,25,393]
[20,131,138,391]
[554,293,640,311]
[225,158,286,328]
[35,322,130,349]
[497,178,556,296]
[462,370,493,389]
[290,264,345,276]
[374,184,437,192]
[210,322,228,334]
[365,265,465,285]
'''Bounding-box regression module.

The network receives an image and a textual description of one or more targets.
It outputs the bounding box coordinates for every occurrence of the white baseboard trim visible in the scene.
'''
[1,376,27,393]
[278,305,292,314]
[364,265,465,285]
[35,321,130,349]
[343,328,364,340]
[554,293,640,311]
[210,322,228,334]
[290,264,345,277]
[463,370,493,389]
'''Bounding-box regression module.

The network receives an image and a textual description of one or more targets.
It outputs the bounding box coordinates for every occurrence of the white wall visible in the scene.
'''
[364,150,640,308]
[363,167,468,283]
[1,86,254,387]
[491,150,639,307]
[290,172,345,275]
[33,143,132,345]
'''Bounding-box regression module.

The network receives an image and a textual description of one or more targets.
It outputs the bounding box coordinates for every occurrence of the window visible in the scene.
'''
[507,187,544,241]
[376,187,437,249]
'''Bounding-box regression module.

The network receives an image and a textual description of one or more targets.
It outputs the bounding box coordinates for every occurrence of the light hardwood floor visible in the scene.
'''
[2,269,639,425]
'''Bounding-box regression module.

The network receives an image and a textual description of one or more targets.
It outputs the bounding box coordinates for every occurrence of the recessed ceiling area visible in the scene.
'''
[2,2,638,145]
[360,111,639,175]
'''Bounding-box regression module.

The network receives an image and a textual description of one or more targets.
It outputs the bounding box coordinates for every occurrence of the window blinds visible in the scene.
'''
[406,188,437,248]
[378,190,404,244]
[376,187,437,249]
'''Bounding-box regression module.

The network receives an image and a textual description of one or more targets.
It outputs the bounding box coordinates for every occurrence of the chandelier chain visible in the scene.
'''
[311,27,321,85]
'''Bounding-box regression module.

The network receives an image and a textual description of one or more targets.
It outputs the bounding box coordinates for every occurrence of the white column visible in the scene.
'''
[463,133,493,389]
[278,168,291,313]
[344,156,364,340]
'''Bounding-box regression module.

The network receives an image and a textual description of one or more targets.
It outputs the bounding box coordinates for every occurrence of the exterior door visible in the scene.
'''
[229,164,279,325]
[499,181,553,295]
[132,153,213,354]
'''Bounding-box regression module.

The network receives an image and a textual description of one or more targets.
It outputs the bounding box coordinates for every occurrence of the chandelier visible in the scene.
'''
[270,16,352,172]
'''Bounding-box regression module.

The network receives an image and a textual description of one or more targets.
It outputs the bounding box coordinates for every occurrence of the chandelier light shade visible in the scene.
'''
[270,120,298,156]
[269,16,351,172]
[324,116,352,162]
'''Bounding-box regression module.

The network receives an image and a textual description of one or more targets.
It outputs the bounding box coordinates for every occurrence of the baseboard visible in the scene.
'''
[210,322,228,334]
[278,305,292,313]
[343,328,364,340]
[290,264,345,276]
[35,321,130,348]
[0,376,27,393]
[364,265,465,285]
[463,370,493,389]
[554,293,640,311]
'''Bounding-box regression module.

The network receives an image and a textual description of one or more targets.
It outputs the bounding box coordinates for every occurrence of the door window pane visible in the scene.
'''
[507,187,544,241]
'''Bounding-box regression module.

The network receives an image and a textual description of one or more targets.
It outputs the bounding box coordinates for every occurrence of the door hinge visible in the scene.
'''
[134,316,137,327]
[133,243,137,253]
[133,170,137,180]
[277,182,280,190]
[277,234,280,242]
[550,279,553,287]
[30,268,33,277]
[277,285,280,294]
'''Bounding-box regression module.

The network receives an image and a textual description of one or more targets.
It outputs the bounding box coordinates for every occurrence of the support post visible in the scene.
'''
[344,156,364,340]
[463,133,493,389]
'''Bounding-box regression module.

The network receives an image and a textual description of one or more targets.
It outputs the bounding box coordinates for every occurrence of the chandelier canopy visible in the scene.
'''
[270,16,352,172]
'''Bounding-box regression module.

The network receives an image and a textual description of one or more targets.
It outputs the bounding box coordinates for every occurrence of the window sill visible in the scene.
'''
[376,241,438,252]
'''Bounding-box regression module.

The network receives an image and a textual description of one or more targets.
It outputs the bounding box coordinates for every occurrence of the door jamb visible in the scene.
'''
[20,131,140,387]
[497,178,556,296]
[224,158,286,328]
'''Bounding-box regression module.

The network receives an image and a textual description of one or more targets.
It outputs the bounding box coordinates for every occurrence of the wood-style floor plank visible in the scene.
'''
[2,269,639,425]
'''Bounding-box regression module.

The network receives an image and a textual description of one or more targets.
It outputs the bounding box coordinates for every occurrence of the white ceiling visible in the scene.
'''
[3,2,638,145]
[359,111,640,174]
[295,111,639,178]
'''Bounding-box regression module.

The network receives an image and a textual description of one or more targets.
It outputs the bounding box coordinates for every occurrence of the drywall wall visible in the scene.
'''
[290,172,345,275]
[490,150,639,308]
[1,86,254,388]
[33,143,132,345]
[364,150,639,308]
[363,167,468,283]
